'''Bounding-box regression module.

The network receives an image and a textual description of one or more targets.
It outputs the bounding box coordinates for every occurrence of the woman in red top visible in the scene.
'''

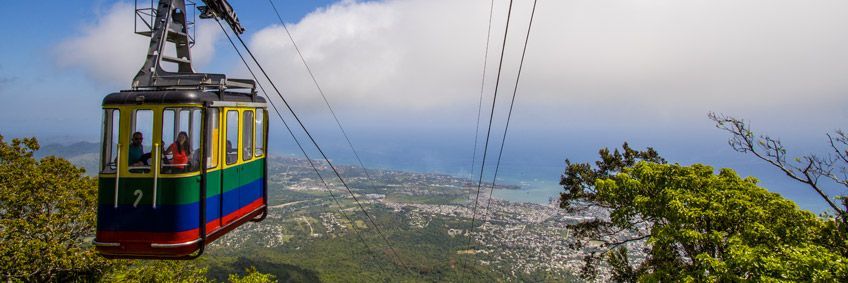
[166,131,190,171]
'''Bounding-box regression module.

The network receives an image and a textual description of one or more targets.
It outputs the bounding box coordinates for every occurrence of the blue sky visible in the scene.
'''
[0,0,338,140]
[1,0,847,213]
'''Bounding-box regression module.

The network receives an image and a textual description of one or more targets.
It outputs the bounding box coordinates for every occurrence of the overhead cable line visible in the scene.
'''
[482,0,539,223]
[225,23,410,272]
[469,0,496,182]
[452,0,496,268]
[466,0,515,251]
[215,20,391,276]
[267,0,378,190]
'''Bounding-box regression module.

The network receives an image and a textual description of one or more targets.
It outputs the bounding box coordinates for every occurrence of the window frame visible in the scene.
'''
[100,108,121,174]
[225,109,240,166]
[242,109,254,161]
[255,108,265,158]
[127,108,156,174]
[161,107,202,174]
[206,108,219,169]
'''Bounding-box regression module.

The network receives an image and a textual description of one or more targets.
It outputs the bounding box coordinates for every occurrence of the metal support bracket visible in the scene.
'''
[132,0,255,92]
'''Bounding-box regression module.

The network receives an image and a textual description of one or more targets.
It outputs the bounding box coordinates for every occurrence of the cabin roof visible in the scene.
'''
[102,89,267,106]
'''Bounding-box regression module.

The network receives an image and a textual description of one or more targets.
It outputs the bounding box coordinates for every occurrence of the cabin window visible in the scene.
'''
[128,109,154,173]
[242,110,254,161]
[255,109,265,157]
[190,109,201,167]
[100,109,120,173]
[226,110,239,165]
[206,108,219,169]
[161,108,201,173]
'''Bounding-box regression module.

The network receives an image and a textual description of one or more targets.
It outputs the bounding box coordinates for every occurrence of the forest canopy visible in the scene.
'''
[0,135,273,282]
[4,132,848,281]
[560,143,848,281]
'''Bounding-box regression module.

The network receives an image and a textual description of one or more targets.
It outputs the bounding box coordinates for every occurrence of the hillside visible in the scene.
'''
[39,142,586,281]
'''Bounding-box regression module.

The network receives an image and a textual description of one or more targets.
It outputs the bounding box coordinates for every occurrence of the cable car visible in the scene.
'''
[93,0,267,259]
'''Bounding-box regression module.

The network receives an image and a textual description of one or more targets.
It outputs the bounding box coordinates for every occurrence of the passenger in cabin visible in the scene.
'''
[226,140,237,164]
[189,147,201,171]
[165,131,190,171]
[128,132,151,166]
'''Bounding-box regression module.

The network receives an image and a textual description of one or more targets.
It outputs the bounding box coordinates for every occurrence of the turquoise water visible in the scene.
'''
[282,134,830,212]
[492,180,562,205]
[477,165,564,205]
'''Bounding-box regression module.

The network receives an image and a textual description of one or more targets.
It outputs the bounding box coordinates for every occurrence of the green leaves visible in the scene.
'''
[227,267,276,283]
[0,135,108,281]
[102,260,210,283]
[0,135,276,282]
[561,143,848,281]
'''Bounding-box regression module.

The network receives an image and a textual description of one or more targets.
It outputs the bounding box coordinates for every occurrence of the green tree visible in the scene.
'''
[102,261,210,283]
[101,258,280,283]
[0,135,112,281]
[560,143,848,281]
[0,135,274,282]
[709,112,848,237]
[227,267,277,283]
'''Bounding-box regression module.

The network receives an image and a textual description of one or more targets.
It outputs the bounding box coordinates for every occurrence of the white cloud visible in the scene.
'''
[244,0,848,137]
[49,0,848,144]
[38,0,848,211]
[247,0,489,116]
[55,2,221,87]
[190,19,223,68]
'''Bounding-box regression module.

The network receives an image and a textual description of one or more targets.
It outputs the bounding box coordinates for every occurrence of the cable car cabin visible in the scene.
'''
[94,90,268,259]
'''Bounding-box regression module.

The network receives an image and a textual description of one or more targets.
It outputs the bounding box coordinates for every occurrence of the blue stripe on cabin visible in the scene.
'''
[97,178,264,232]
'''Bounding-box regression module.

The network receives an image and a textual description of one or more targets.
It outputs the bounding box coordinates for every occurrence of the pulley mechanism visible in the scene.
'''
[132,0,253,91]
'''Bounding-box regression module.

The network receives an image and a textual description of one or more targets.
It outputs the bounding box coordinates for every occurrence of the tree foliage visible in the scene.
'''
[709,112,848,235]
[0,135,111,281]
[560,142,665,210]
[102,261,210,283]
[560,143,848,281]
[227,267,277,283]
[0,135,275,282]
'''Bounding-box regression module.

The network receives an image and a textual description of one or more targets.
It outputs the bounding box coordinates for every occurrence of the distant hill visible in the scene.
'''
[36,141,99,158]
[36,141,100,176]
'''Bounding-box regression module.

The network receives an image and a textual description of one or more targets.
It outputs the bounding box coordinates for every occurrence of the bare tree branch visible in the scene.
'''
[829,131,848,162]
[709,112,847,222]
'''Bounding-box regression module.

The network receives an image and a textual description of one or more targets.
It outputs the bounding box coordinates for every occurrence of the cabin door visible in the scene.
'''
[221,108,241,225]
[239,110,255,209]
[204,108,223,229]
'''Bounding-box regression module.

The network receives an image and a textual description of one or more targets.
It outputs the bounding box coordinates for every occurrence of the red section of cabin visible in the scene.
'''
[95,199,264,259]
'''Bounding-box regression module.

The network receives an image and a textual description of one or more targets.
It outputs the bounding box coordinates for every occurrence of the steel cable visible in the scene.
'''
[224,24,411,273]
[469,0,496,186]
[481,0,539,223]
[215,19,392,277]
[466,0,515,258]
[267,0,378,193]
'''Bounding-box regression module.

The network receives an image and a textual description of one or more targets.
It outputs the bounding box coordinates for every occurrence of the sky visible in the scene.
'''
[1,0,847,212]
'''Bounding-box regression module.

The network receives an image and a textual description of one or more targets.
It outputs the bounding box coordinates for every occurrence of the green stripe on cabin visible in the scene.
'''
[98,158,264,206]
